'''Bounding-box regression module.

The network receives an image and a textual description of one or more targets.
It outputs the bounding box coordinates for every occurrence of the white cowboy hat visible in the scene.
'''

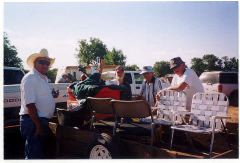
[27,48,55,68]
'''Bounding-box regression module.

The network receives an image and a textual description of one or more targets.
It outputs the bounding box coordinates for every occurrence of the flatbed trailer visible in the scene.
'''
[48,118,237,159]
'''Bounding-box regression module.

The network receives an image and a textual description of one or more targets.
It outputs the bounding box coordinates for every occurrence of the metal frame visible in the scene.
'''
[170,92,231,157]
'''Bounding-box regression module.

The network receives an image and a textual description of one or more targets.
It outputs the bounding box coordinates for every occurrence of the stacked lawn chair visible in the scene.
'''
[141,90,187,126]
[170,92,230,157]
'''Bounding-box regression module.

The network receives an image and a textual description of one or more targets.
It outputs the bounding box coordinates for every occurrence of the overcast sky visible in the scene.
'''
[4,1,238,70]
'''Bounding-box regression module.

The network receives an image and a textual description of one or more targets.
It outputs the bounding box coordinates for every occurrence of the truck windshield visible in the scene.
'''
[134,73,143,84]
[4,69,24,85]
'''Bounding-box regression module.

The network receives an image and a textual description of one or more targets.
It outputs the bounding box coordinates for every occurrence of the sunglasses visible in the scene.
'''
[37,60,50,66]
[172,65,180,71]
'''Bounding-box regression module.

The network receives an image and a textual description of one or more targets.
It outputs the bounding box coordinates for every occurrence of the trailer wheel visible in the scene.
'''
[87,133,119,159]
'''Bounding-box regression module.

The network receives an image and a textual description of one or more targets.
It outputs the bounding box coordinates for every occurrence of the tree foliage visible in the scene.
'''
[191,58,206,76]
[153,61,172,77]
[76,38,127,67]
[104,48,126,66]
[4,32,23,68]
[75,38,107,65]
[46,68,58,83]
[191,54,238,76]
[124,64,140,71]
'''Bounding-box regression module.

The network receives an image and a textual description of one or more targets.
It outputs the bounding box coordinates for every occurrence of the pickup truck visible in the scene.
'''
[4,66,69,126]
[102,70,170,96]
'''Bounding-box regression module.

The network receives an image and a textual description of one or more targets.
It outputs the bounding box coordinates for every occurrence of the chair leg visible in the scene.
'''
[209,132,215,158]
[170,129,174,149]
[151,123,155,146]
[90,115,95,131]
[113,120,118,136]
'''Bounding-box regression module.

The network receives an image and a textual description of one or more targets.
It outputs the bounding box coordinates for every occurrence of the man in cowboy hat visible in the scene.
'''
[137,66,163,107]
[156,57,204,110]
[19,48,59,159]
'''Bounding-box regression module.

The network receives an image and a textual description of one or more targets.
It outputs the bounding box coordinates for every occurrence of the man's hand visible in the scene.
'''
[151,107,158,116]
[52,89,59,98]
[27,103,46,136]
[156,90,164,101]
[35,124,45,136]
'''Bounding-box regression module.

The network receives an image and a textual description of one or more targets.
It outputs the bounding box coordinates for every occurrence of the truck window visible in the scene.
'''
[4,69,24,85]
[220,73,238,84]
[134,73,143,84]
[124,73,132,84]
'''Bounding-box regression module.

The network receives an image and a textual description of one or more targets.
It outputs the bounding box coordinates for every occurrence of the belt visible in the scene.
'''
[20,114,50,121]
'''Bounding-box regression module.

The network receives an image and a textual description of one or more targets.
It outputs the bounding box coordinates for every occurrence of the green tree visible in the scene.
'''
[202,54,221,71]
[191,54,239,76]
[124,64,140,71]
[221,56,238,71]
[4,32,23,68]
[104,48,126,66]
[46,68,58,83]
[229,57,238,71]
[153,61,172,77]
[191,58,206,76]
[75,38,107,65]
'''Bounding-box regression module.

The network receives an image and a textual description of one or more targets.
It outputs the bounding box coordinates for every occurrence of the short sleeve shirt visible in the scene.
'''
[171,68,204,110]
[19,69,55,119]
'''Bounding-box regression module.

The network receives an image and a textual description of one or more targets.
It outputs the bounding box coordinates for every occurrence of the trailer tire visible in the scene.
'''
[87,133,119,159]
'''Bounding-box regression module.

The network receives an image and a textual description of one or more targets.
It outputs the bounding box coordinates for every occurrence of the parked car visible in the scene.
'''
[4,66,69,126]
[199,71,238,106]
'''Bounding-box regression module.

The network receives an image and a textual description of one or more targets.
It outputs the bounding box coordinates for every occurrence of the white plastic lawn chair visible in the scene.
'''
[170,92,230,157]
[141,90,188,126]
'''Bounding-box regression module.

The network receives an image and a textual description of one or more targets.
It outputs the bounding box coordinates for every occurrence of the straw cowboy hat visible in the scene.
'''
[27,48,55,68]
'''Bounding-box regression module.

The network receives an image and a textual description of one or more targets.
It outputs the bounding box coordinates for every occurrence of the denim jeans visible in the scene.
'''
[20,116,50,159]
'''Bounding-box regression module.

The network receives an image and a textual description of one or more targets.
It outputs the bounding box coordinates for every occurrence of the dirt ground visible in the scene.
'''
[228,106,238,124]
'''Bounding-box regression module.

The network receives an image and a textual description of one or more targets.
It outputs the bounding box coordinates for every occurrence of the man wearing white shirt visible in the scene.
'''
[19,49,59,159]
[157,57,204,111]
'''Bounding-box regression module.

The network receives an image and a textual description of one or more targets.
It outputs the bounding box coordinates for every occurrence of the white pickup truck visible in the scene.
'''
[102,70,170,96]
[4,67,69,126]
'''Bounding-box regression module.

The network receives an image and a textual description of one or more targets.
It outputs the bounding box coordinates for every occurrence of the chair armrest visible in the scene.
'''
[210,116,231,131]
[173,110,192,116]
[172,110,192,125]
[212,116,231,121]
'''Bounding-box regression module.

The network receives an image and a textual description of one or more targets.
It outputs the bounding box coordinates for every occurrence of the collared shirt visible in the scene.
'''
[171,68,204,111]
[140,77,162,107]
[19,69,55,119]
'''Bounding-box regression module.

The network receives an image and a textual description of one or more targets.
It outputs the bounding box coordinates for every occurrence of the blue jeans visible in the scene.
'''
[20,115,50,159]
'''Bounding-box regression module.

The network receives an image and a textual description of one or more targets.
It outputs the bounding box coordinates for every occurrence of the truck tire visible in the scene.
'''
[86,133,119,159]
[230,90,238,106]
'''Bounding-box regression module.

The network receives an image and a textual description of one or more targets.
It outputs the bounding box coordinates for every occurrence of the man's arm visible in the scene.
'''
[26,103,44,136]
[167,82,188,92]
